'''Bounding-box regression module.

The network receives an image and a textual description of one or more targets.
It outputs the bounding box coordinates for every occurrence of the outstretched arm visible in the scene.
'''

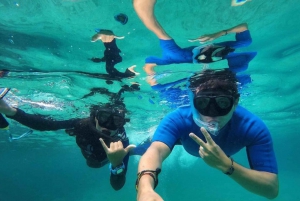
[99,137,136,190]
[137,141,170,201]
[189,23,249,43]
[189,128,279,199]
[133,0,171,40]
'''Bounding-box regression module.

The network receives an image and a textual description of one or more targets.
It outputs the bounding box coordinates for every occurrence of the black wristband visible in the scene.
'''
[135,168,161,191]
[224,157,234,175]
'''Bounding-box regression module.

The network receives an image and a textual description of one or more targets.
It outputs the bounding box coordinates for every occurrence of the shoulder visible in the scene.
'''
[232,105,271,143]
[163,105,193,124]
[157,105,194,133]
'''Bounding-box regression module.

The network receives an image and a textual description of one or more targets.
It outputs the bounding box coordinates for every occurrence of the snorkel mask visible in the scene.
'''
[187,69,240,136]
[188,89,220,136]
[95,107,126,130]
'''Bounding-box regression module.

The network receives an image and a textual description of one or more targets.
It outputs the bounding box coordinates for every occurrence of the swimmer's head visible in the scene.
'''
[90,103,129,130]
[188,69,240,135]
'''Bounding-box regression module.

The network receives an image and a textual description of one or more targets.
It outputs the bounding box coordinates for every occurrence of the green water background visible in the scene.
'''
[1,0,300,200]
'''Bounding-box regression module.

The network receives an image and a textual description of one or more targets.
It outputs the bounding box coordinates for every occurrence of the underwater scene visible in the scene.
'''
[1,0,300,200]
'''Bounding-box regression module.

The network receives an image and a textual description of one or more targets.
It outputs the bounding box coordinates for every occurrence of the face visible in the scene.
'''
[94,108,126,131]
[95,117,118,136]
[194,89,239,130]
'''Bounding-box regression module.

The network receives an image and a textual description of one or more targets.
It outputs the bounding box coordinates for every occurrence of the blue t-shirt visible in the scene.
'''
[152,105,278,174]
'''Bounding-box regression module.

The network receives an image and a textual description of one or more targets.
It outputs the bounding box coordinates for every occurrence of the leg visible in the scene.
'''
[133,0,171,39]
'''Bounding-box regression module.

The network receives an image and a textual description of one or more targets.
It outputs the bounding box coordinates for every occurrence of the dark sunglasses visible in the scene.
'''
[193,95,234,117]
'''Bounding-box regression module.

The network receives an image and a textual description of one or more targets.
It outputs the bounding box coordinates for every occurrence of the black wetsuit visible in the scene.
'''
[91,39,135,78]
[6,108,130,191]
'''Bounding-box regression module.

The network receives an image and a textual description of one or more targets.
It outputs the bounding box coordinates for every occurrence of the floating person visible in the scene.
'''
[136,69,278,200]
[114,13,128,25]
[0,86,149,191]
[231,0,252,6]
[133,0,257,75]
[90,29,139,79]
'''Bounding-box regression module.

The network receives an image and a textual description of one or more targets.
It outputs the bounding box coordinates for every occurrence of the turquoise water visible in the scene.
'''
[1,0,300,200]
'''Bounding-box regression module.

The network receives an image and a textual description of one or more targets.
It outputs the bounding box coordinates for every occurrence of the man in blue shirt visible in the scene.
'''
[135,69,279,200]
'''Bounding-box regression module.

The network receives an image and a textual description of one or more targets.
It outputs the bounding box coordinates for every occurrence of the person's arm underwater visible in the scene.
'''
[99,137,136,190]
[189,23,249,43]
[133,0,171,40]
[136,141,171,201]
[189,127,278,199]
[0,99,80,131]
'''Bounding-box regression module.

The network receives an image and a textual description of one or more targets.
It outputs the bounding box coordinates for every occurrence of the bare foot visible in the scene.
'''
[143,63,157,75]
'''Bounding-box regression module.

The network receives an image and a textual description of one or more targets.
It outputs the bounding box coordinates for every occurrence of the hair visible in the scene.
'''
[188,69,239,98]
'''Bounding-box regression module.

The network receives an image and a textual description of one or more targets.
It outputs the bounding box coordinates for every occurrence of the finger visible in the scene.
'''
[128,65,137,68]
[200,127,215,145]
[117,141,124,149]
[99,138,110,153]
[199,146,205,158]
[189,133,206,148]
[188,39,199,42]
[114,36,125,39]
[124,144,137,153]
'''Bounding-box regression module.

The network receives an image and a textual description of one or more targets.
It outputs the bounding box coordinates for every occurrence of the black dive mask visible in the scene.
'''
[96,108,126,130]
[193,93,235,117]
[195,46,235,63]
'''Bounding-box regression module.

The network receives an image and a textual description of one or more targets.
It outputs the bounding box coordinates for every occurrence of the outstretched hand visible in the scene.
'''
[99,138,136,167]
[91,30,125,43]
[189,127,231,171]
[188,32,221,43]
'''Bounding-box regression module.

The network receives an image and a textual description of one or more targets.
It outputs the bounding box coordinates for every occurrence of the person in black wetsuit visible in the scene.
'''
[0,85,148,191]
[90,29,139,78]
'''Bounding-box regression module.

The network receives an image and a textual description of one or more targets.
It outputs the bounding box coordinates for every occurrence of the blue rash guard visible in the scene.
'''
[145,30,257,73]
[152,105,278,174]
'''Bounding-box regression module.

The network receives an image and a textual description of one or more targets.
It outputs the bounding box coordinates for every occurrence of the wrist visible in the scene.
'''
[223,157,235,175]
[109,162,125,175]
[222,30,228,36]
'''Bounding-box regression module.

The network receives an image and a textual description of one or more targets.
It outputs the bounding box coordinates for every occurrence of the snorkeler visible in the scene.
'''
[90,29,139,78]
[133,0,257,75]
[136,69,279,200]
[0,85,149,191]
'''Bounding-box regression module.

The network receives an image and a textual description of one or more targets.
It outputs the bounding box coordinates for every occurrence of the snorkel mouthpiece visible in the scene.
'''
[192,117,219,136]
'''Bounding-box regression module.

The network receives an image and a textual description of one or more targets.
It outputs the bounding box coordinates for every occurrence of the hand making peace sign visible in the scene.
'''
[189,127,231,172]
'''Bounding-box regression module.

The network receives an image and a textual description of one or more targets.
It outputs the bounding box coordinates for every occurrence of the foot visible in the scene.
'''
[143,63,157,75]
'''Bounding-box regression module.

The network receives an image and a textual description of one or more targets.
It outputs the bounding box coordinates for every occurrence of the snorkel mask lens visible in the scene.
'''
[96,109,125,130]
[193,94,234,117]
